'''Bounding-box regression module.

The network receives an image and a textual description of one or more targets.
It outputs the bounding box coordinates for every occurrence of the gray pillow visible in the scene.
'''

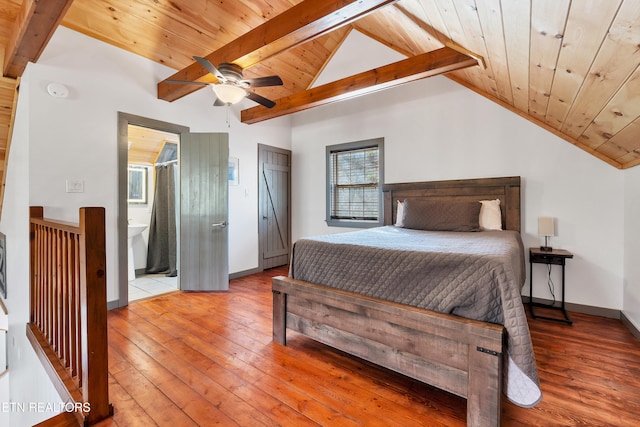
[402,198,481,232]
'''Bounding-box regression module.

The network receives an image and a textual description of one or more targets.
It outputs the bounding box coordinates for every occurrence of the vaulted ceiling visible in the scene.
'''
[1,0,640,169]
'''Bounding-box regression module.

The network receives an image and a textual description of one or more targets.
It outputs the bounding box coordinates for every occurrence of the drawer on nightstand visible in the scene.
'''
[530,254,566,264]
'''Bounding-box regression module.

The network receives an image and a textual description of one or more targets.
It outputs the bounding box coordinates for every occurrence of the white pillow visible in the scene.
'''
[395,200,405,227]
[479,199,502,231]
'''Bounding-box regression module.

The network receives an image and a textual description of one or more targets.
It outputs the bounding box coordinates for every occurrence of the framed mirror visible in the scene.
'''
[128,165,148,204]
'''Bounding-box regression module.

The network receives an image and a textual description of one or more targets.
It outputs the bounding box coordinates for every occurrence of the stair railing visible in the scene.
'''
[28,206,112,426]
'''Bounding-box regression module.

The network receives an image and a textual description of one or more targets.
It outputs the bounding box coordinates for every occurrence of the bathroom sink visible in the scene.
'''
[128,224,148,238]
[128,224,148,281]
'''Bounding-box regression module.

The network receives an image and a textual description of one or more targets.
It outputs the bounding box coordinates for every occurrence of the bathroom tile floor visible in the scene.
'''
[128,274,178,302]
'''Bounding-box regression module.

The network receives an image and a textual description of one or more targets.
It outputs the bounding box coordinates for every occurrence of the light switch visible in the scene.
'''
[65,179,84,193]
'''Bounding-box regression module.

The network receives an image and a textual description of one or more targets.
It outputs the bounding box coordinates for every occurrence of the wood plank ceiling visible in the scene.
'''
[127,125,179,166]
[1,0,640,169]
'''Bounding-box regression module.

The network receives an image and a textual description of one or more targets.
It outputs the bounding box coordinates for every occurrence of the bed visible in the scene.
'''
[272,176,540,426]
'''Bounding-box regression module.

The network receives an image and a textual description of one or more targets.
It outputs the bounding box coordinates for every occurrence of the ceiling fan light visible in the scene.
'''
[212,84,246,104]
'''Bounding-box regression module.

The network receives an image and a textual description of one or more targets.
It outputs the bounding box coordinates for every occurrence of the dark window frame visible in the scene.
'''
[326,138,384,228]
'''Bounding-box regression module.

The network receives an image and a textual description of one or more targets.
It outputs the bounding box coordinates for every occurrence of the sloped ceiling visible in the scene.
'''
[1,0,640,169]
[127,125,179,166]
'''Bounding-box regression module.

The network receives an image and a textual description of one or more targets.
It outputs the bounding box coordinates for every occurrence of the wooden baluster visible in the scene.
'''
[37,224,42,328]
[38,224,44,329]
[34,225,39,328]
[39,225,46,331]
[51,228,56,352]
[61,231,70,368]
[33,228,39,327]
[48,226,53,342]
[38,227,44,327]
[43,226,48,332]
[53,228,60,354]
[72,233,80,382]
[58,229,64,357]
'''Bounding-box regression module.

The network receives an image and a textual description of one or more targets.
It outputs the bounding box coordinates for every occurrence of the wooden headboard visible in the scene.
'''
[382,176,521,232]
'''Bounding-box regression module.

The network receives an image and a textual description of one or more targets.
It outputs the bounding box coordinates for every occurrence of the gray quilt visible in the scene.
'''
[290,226,541,407]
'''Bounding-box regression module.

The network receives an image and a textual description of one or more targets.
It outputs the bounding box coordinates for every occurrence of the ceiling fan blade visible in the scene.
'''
[241,75,283,88]
[246,91,276,108]
[166,80,211,86]
[193,56,225,82]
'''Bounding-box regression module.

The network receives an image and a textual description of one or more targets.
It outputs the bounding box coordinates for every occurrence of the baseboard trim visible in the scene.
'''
[621,312,640,341]
[230,267,262,280]
[523,296,640,341]
[523,296,620,319]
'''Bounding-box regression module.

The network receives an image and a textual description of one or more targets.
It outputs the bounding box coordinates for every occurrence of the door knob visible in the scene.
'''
[211,221,227,228]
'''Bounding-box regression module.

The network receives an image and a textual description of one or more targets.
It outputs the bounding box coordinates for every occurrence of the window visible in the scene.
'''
[326,138,384,228]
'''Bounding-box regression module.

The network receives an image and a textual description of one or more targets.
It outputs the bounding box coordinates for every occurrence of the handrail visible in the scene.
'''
[28,206,112,425]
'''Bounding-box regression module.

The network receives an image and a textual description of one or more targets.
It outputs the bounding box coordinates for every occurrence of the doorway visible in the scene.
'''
[127,124,180,302]
[117,113,188,308]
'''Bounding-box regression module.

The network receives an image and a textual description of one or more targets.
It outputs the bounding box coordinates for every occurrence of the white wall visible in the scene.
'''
[0,71,62,426]
[0,310,6,427]
[27,27,291,303]
[624,166,640,329]
[291,75,625,311]
[311,30,406,87]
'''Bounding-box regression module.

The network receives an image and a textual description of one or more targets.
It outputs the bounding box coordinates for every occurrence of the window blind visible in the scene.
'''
[329,146,379,220]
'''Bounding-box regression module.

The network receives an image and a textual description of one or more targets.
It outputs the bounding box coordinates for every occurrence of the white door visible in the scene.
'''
[179,133,229,291]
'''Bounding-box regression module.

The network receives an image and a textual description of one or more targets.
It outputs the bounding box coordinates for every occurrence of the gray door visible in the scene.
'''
[259,144,291,270]
[180,133,229,291]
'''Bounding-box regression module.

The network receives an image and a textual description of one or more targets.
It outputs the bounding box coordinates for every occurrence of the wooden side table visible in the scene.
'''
[529,247,574,324]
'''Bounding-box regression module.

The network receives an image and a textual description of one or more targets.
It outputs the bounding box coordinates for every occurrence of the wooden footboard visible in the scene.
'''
[273,275,505,427]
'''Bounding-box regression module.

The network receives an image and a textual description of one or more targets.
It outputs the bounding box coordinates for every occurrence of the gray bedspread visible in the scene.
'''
[290,226,541,407]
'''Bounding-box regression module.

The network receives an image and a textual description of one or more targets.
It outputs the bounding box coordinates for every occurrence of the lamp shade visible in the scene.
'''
[212,84,246,104]
[538,216,556,237]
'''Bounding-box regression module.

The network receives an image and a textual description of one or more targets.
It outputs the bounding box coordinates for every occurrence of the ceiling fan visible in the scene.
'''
[167,56,283,108]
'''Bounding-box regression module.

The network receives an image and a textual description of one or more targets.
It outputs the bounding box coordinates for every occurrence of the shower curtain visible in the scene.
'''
[146,163,178,276]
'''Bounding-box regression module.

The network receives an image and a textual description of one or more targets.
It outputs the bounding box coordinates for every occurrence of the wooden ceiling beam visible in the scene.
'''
[157,0,398,102]
[3,0,75,78]
[241,47,478,124]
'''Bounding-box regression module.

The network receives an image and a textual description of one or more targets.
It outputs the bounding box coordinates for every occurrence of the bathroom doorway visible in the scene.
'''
[127,124,180,302]
[117,113,189,307]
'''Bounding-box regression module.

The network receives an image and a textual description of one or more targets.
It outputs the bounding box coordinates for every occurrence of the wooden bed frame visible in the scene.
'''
[272,176,522,427]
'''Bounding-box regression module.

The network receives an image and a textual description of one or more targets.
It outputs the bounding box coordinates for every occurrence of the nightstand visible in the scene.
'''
[529,247,574,324]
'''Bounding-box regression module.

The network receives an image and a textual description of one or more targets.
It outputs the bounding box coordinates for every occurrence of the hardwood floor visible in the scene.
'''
[96,266,640,426]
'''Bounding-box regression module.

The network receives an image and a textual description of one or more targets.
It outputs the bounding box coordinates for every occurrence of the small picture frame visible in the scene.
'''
[0,232,6,299]
[228,157,239,186]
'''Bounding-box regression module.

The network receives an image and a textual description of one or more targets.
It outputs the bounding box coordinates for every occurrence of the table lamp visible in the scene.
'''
[538,216,555,251]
